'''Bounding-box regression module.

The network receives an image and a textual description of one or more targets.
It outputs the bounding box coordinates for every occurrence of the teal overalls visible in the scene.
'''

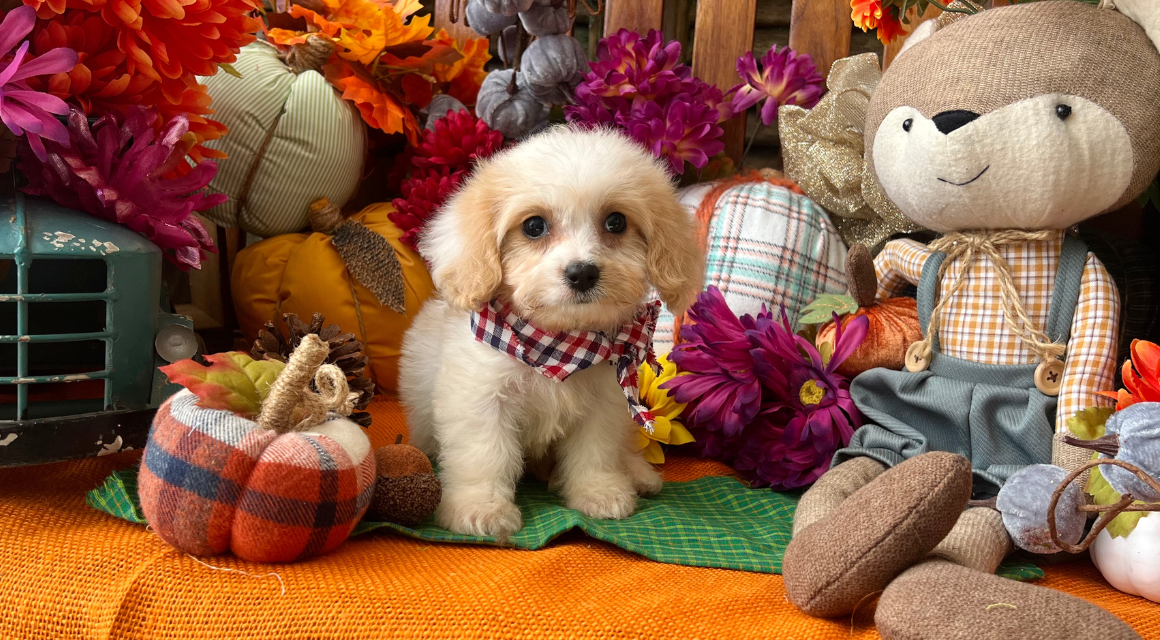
[833,236,1088,498]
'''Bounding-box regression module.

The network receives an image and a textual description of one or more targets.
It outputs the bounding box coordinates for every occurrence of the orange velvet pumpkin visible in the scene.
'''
[816,296,922,378]
[231,203,436,391]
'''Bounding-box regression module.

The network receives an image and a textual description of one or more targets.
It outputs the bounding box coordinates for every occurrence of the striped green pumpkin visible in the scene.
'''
[199,42,367,238]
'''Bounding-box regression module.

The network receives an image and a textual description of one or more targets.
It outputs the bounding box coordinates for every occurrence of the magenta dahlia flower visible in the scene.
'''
[19,107,224,271]
[663,286,766,439]
[733,310,868,489]
[574,29,688,104]
[627,99,726,175]
[0,6,78,161]
[391,166,467,251]
[730,46,824,126]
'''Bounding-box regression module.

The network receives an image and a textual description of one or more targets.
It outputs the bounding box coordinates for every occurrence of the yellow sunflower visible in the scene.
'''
[637,354,695,464]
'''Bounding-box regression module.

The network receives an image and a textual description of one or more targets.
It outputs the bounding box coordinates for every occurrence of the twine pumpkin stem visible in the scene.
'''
[284,34,335,74]
[309,197,343,234]
[259,334,330,433]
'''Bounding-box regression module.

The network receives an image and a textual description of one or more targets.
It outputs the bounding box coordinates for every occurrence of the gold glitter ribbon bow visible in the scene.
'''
[778,53,923,249]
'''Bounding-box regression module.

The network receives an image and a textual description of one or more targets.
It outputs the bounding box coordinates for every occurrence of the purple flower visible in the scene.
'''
[734,310,868,489]
[19,107,226,271]
[0,6,78,161]
[664,286,767,439]
[730,46,824,126]
[574,29,689,104]
[626,98,725,174]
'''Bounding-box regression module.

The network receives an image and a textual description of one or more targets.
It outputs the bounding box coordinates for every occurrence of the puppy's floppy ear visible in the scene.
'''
[419,175,503,312]
[645,195,704,315]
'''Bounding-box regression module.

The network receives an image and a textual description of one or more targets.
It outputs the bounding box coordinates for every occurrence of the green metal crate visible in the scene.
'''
[1,193,196,466]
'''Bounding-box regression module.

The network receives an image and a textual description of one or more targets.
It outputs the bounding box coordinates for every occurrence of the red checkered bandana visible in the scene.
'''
[470,299,662,433]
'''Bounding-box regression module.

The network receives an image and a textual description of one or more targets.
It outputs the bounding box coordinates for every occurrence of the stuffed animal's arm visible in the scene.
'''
[1053,253,1120,474]
[873,238,932,300]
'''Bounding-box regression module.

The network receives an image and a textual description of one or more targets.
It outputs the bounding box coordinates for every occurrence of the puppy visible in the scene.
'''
[398,127,703,538]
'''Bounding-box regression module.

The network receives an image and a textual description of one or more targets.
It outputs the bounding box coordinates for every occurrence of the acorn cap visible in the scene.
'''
[375,438,434,478]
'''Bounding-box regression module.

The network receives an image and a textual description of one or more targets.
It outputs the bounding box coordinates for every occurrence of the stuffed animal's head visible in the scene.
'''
[866,0,1160,232]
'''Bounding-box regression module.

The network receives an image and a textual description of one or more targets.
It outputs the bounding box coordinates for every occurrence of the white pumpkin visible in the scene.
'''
[1090,512,1160,603]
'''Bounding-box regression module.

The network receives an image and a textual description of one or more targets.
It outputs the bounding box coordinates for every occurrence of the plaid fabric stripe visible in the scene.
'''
[654,183,847,355]
[138,390,376,562]
[875,233,1120,430]
[90,468,1043,580]
[471,300,662,431]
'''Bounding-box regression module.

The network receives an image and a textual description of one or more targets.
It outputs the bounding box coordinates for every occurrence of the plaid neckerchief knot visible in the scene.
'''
[470,299,663,433]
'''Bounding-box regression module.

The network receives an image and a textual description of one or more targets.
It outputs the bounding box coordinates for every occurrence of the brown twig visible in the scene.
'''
[1046,458,1160,554]
[1062,433,1120,457]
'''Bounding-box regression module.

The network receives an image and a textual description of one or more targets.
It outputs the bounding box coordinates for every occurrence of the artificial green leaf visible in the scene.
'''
[219,62,242,79]
[995,561,1044,582]
[1066,406,1114,441]
[159,352,285,418]
[798,294,859,325]
[796,323,819,346]
[1085,464,1146,538]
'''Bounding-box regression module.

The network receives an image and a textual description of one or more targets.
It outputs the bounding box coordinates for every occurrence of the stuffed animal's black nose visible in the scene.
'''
[932,110,980,134]
[564,262,600,292]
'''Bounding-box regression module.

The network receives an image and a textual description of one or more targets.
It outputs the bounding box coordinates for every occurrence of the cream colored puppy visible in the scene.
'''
[399,126,703,538]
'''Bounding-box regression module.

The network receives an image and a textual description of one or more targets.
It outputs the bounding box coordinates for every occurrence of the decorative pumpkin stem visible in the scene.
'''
[1062,433,1120,457]
[259,334,330,433]
[1046,458,1160,554]
[846,243,878,309]
[284,34,335,74]
[309,197,343,234]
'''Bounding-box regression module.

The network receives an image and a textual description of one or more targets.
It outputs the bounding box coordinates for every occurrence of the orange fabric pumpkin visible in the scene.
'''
[817,297,922,378]
[231,203,435,391]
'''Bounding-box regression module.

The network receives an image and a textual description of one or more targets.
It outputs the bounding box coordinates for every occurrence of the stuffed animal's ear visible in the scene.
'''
[1104,0,1160,49]
[897,19,940,56]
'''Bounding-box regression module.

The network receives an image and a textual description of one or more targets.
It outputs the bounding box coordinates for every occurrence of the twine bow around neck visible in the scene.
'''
[778,53,924,249]
[911,229,1066,368]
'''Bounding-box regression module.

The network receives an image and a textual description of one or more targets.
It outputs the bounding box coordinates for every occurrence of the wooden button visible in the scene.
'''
[905,342,931,372]
[1035,360,1065,396]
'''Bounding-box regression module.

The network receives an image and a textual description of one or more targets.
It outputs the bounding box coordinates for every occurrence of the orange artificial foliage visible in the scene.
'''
[1100,339,1160,410]
[267,0,489,135]
[817,297,922,378]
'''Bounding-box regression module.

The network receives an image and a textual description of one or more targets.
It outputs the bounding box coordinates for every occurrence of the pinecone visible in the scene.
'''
[252,312,375,427]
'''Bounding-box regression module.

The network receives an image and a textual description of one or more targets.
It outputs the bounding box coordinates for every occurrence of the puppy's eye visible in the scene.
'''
[902,118,913,132]
[1056,104,1072,121]
[604,212,627,234]
[522,216,547,239]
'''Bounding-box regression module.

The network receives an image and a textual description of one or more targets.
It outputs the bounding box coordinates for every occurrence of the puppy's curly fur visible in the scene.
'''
[398,127,703,538]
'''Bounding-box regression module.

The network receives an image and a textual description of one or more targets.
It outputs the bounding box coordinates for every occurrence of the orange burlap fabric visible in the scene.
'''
[1,398,1157,639]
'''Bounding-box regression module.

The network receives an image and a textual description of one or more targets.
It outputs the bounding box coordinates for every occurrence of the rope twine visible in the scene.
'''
[258,334,358,433]
[912,229,1065,366]
[309,197,343,234]
[284,34,335,74]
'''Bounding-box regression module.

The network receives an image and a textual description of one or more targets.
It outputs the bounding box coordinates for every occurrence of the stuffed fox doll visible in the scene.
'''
[782,2,1160,638]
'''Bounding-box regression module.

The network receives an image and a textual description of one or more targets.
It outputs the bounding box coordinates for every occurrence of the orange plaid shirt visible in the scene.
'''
[875,231,1120,431]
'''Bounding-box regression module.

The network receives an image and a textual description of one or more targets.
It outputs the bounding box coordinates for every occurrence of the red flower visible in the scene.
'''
[390,166,466,250]
[411,108,503,170]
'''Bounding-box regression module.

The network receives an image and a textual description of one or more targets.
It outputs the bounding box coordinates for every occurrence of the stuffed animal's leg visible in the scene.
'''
[793,456,887,536]
[782,452,972,617]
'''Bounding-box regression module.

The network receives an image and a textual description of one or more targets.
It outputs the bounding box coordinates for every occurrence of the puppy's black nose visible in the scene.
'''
[564,262,600,293]
[932,110,980,134]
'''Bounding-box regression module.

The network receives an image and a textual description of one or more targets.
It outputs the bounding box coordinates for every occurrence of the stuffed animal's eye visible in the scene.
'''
[604,212,627,234]
[1056,104,1072,120]
[902,118,913,132]
[522,216,548,238]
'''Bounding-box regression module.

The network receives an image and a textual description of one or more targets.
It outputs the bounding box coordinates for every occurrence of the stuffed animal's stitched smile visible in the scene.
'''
[938,166,990,186]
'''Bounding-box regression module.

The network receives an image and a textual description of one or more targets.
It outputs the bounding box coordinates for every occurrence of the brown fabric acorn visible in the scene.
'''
[366,436,442,527]
[252,312,374,427]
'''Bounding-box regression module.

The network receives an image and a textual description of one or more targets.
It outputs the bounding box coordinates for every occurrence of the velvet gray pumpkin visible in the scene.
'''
[496,24,520,67]
[424,94,467,130]
[476,69,547,139]
[465,0,517,35]
[480,0,534,16]
[520,35,587,104]
[518,0,572,36]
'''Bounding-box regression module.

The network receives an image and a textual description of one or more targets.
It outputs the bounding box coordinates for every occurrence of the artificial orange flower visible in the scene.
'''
[1100,340,1160,410]
[875,5,907,44]
[851,0,884,31]
[430,29,490,106]
[325,59,420,143]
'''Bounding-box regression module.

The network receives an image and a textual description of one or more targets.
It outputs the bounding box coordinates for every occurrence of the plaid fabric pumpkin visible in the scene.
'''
[139,390,376,563]
[653,181,849,355]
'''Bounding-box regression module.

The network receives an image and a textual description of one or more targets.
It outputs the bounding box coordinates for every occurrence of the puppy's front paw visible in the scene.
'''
[565,481,637,520]
[435,498,523,539]
[624,454,663,497]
